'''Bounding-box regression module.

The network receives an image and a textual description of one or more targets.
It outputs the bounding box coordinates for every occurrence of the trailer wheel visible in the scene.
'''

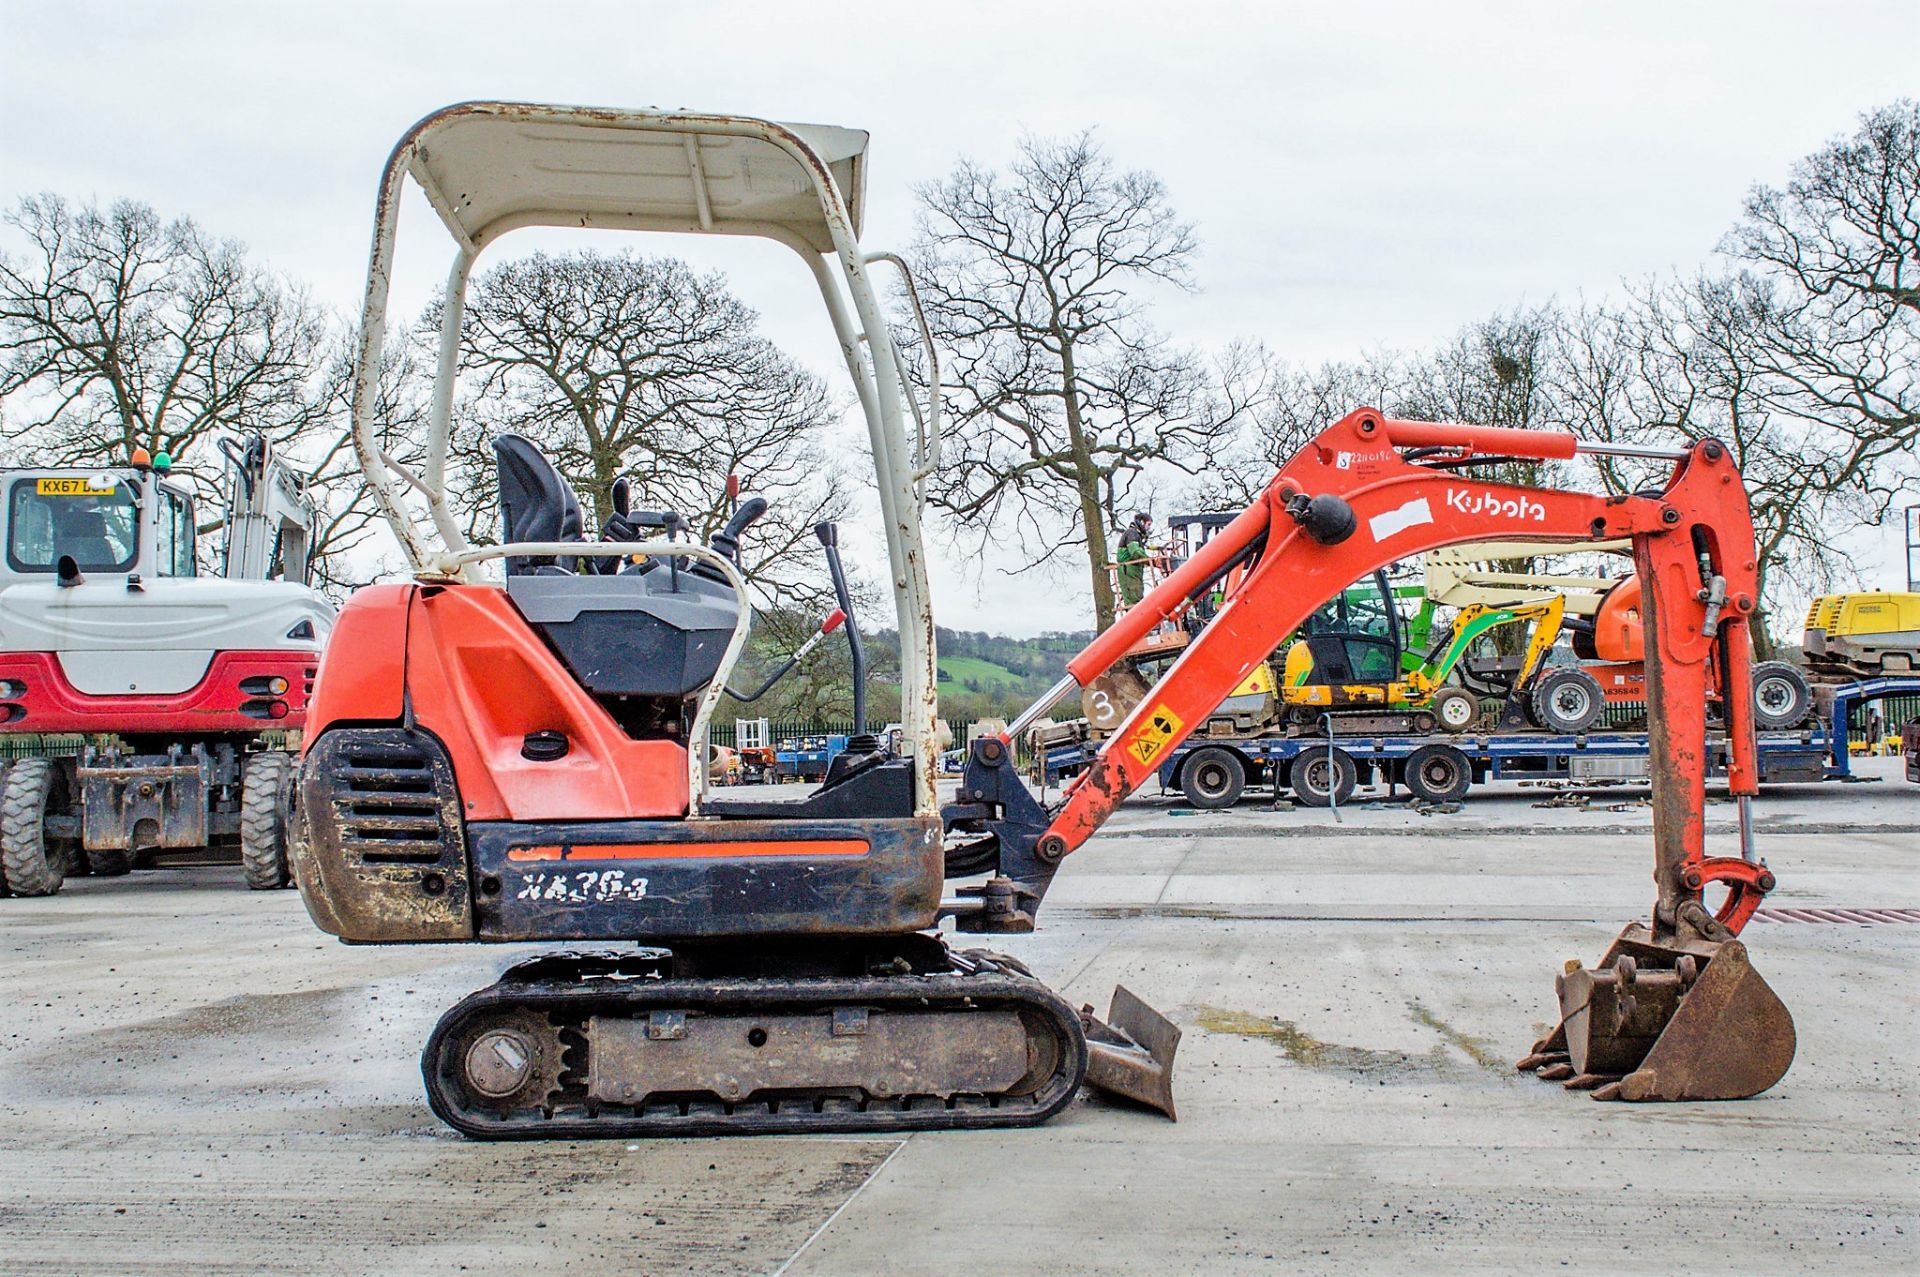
[1751,661,1812,730]
[1179,747,1246,809]
[1402,744,1472,803]
[1290,746,1357,807]
[240,752,295,890]
[1431,687,1480,733]
[1,759,72,897]
[1529,668,1605,734]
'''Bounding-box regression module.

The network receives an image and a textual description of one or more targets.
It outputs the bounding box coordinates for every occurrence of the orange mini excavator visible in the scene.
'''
[295,103,1791,1140]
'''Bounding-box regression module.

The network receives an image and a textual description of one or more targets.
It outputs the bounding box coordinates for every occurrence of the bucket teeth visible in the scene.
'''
[1561,1072,1616,1091]
[1528,924,1796,1103]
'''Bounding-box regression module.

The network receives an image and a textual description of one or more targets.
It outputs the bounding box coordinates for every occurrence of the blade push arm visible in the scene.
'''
[981,408,1768,942]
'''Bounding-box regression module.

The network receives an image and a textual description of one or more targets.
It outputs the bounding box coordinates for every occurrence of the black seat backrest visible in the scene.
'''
[495,434,586,576]
[1304,634,1353,683]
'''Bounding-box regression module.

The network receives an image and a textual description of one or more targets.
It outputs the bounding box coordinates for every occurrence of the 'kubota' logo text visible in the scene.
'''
[1446,488,1546,522]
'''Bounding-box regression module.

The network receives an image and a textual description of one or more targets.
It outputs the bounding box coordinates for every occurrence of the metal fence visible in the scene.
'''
[0,731,302,761]
[1851,694,1919,743]
[0,734,86,761]
[711,719,979,750]
[1596,694,1919,745]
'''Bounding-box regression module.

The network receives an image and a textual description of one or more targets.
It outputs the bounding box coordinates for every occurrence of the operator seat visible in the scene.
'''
[1303,635,1354,683]
[56,507,123,569]
[495,434,586,576]
[491,434,742,701]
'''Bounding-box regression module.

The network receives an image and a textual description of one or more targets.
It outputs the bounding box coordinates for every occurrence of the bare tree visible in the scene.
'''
[298,338,431,595]
[1552,274,1905,654]
[0,194,363,583]
[438,251,849,604]
[1730,99,1919,452]
[1197,351,1392,508]
[0,194,330,473]
[909,132,1261,630]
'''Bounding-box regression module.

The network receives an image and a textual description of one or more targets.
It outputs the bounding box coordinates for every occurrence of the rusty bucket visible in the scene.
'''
[1082,985,1181,1119]
[1518,924,1795,1101]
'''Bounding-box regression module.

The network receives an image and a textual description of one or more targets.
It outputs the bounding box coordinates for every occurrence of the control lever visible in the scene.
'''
[709,497,769,566]
[814,522,866,734]
[661,511,683,590]
[725,609,846,703]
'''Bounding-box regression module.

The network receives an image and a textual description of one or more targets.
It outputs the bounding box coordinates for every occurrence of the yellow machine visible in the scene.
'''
[1279,594,1574,733]
[1803,592,1920,679]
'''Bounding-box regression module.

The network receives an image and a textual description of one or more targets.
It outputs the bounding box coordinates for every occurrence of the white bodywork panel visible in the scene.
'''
[0,578,334,694]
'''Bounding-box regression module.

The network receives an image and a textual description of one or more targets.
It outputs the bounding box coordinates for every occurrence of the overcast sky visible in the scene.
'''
[3,1,1915,632]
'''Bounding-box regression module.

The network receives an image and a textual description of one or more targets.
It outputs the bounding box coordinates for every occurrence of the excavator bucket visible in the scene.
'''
[1518,925,1795,1101]
[1081,985,1181,1119]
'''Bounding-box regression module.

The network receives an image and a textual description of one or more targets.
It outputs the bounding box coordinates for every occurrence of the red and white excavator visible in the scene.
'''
[0,436,331,896]
[292,102,1792,1140]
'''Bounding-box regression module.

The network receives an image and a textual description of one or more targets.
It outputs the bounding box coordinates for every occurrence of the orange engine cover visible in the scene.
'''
[1589,577,1645,664]
[307,583,689,821]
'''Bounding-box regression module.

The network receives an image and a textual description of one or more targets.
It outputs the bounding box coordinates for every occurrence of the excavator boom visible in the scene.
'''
[958,408,1793,1103]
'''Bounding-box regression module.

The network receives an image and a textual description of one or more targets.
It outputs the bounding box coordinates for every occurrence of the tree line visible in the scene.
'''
[907,100,1919,648]
[2,99,1912,667]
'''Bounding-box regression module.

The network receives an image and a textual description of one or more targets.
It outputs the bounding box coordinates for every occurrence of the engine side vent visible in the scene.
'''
[297,726,472,943]
[334,737,448,863]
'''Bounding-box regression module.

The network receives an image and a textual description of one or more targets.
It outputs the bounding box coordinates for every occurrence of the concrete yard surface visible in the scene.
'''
[1,762,1915,1275]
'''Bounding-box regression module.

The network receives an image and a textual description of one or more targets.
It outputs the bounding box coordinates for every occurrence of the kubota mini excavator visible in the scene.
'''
[295,102,1180,1138]
[296,103,1791,1141]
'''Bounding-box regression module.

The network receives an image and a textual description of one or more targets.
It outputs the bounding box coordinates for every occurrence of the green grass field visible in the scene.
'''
[936,654,1026,688]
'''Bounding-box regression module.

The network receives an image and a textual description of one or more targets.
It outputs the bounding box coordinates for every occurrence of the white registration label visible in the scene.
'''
[514,869,649,903]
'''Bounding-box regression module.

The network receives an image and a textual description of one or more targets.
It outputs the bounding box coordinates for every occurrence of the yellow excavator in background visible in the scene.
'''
[1802,592,1920,680]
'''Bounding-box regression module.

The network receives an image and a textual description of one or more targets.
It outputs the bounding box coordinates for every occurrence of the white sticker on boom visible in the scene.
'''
[1368,496,1433,541]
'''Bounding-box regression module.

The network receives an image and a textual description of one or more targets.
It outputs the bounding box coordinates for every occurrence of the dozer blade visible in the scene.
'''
[1081,985,1181,1119]
[1522,925,1796,1102]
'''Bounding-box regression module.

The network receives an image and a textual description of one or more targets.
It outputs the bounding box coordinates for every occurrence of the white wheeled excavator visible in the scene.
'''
[0,434,334,896]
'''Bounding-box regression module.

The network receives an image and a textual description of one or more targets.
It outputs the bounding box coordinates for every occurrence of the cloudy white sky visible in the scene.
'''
[3,1,1915,632]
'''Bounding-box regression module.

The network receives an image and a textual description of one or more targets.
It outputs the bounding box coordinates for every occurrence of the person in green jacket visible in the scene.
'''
[1115,510,1153,608]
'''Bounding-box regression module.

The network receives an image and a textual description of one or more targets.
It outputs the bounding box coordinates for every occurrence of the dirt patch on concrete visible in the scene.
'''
[1195,1002,1510,1081]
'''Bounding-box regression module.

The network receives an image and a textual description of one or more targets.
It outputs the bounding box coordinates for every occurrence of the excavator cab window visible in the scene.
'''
[5,477,140,574]
[155,485,197,577]
[1298,570,1403,683]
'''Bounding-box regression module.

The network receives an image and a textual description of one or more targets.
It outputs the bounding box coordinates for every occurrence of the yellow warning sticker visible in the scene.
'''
[36,477,111,496]
[1126,703,1186,767]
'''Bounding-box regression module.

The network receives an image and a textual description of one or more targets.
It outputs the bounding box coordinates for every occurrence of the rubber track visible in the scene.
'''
[0,759,63,897]
[239,752,292,890]
[423,962,1089,1140]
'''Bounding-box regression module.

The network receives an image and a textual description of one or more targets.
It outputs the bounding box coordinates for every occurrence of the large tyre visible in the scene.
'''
[240,752,295,890]
[1402,744,1472,803]
[1179,747,1246,809]
[1751,661,1813,731]
[1430,687,1480,733]
[1,758,70,897]
[1529,668,1605,734]
[1290,746,1357,807]
[0,761,9,897]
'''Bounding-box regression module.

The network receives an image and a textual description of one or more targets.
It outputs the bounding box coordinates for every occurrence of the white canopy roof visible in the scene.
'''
[388,101,869,255]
